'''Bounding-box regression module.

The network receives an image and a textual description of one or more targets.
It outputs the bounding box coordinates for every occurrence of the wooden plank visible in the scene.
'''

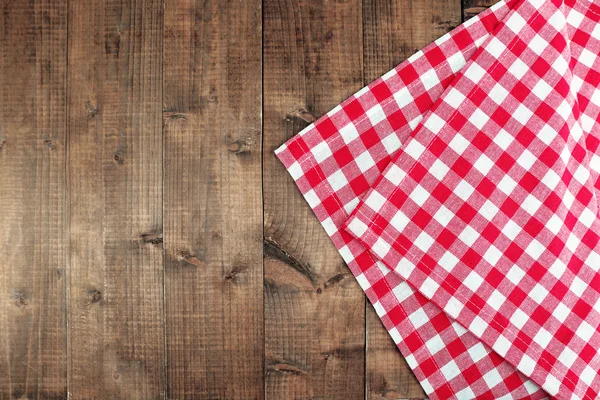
[67,0,165,398]
[462,0,500,20]
[0,0,68,398]
[163,0,263,398]
[262,1,366,399]
[362,1,460,398]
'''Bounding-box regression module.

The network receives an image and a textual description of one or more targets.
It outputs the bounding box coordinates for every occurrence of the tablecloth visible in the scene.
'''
[276,0,600,398]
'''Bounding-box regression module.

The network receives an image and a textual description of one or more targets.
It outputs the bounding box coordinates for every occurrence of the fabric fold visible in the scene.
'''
[343,0,600,398]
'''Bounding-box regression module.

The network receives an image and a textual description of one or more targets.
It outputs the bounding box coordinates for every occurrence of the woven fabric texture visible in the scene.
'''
[276,0,600,398]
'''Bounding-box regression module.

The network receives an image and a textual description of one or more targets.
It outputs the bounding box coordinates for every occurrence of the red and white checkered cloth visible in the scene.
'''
[276,0,600,398]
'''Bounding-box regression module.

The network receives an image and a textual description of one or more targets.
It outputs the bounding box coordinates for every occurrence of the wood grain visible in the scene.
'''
[263,0,366,399]
[163,0,263,398]
[68,0,165,398]
[462,0,500,19]
[0,0,68,398]
[362,1,460,398]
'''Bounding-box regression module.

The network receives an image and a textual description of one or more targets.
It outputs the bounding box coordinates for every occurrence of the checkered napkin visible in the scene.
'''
[276,0,600,398]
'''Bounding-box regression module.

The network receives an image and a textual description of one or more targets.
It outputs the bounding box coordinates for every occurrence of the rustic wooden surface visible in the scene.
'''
[0,0,486,398]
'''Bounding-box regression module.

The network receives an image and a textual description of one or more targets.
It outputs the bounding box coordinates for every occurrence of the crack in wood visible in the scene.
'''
[140,232,163,246]
[285,108,317,124]
[176,252,208,268]
[264,236,316,284]
[324,272,348,289]
[266,361,308,376]
[163,111,188,120]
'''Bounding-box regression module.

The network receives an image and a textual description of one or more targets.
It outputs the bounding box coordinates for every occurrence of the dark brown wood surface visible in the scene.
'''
[462,0,498,18]
[0,0,479,398]
[68,0,165,398]
[263,1,366,399]
[0,1,69,398]
[163,0,263,398]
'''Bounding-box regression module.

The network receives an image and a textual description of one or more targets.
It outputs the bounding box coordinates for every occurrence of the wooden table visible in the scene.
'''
[0,0,490,398]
